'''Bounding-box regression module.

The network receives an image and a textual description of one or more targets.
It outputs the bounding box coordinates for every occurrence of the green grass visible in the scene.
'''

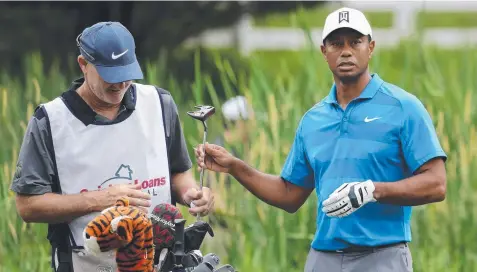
[2,37,477,271]
[253,6,394,28]
[418,11,477,28]
[253,5,477,29]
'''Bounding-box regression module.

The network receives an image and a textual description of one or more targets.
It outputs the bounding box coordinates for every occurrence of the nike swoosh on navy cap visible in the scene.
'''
[76,21,144,84]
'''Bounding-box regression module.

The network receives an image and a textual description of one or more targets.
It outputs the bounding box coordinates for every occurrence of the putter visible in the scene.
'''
[187,105,215,221]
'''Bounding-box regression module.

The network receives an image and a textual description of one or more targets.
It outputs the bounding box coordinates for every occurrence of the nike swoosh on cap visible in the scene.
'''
[111,49,129,60]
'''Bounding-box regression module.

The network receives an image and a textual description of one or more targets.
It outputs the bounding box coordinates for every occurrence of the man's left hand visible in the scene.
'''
[322,180,376,218]
[182,187,214,217]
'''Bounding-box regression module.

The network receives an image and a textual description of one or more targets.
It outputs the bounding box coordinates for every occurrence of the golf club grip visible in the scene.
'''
[197,167,204,221]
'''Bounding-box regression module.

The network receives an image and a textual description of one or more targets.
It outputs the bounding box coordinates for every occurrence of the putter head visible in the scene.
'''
[187,105,215,122]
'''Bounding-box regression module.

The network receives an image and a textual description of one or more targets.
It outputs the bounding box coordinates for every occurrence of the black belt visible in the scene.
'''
[318,242,407,253]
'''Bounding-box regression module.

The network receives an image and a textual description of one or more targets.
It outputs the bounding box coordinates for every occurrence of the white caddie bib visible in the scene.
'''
[44,83,171,272]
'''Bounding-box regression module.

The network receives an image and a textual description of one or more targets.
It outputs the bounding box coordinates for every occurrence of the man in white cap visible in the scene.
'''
[195,7,447,271]
[11,21,214,272]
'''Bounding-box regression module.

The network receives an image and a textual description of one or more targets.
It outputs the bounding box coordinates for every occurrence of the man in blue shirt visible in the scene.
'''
[195,7,447,272]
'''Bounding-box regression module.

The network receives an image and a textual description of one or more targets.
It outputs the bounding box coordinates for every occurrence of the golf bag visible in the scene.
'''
[155,218,237,272]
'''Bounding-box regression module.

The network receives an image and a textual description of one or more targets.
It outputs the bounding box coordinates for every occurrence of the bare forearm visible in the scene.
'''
[171,170,200,206]
[17,191,102,224]
[374,172,446,206]
[229,159,292,211]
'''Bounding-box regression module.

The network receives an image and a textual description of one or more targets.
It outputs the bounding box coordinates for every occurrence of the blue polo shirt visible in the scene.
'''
[281,73,447,250]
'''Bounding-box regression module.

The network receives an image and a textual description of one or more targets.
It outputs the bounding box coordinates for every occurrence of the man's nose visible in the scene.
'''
[112,81,130,90]
[340,41,353,57]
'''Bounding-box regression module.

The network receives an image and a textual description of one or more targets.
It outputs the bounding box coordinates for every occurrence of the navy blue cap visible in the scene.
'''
[76,22,144,84]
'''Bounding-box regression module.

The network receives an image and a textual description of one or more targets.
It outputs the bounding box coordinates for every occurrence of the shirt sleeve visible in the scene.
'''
[280,119,315,188]
[400,96,447,173]
[162,93,193,175]
[10,106,56,195]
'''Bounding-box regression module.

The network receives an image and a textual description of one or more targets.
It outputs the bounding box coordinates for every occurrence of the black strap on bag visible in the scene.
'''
[48,223,73,272]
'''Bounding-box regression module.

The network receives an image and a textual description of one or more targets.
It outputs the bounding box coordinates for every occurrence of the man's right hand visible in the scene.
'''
[195,143,237,173]
[97,183,152,213]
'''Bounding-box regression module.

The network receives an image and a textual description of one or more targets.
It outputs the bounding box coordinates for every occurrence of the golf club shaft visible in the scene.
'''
[199,128,207,189]
[197,121,208,221]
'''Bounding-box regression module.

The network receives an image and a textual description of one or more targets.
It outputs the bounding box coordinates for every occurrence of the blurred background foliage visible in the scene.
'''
[2,1,477,272]
[0,1,323,85]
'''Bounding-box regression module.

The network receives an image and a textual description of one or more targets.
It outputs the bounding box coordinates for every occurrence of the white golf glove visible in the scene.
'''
[322,180,376,218]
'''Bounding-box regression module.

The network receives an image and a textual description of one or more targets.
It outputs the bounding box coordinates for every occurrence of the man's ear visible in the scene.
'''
[77,55,88,73]
[320,45,327,62]
[368,40,375,59]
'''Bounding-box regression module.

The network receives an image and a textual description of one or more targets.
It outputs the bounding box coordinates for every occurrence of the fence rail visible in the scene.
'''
[184,1,477,54]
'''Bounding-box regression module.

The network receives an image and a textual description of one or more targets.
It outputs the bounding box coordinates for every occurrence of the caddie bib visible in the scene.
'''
[44,83,171,272]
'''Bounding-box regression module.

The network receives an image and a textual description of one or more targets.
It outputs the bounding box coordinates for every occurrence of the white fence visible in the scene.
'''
[184,1,477,55]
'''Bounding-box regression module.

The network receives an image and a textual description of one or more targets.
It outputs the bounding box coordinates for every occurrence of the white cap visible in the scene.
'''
[321,7,372,43]
[222,96,251,121]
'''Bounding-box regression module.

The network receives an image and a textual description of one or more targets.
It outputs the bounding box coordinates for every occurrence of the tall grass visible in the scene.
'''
[2,39,477,272]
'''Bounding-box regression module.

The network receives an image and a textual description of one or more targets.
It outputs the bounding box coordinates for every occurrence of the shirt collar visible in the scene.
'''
[324,73,384,104]
[60,77,137,126]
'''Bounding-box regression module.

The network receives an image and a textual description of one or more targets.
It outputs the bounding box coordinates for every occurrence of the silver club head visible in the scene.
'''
[187,105,216,122]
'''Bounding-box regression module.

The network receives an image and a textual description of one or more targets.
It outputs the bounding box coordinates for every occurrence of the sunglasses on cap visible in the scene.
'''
[76,33,96,62]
